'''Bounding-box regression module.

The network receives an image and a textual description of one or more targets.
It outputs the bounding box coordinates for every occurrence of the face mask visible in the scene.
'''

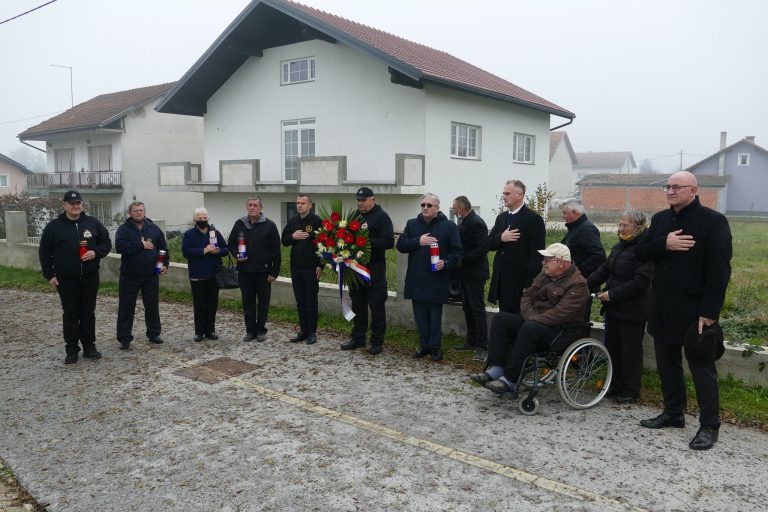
[196,220,209,229]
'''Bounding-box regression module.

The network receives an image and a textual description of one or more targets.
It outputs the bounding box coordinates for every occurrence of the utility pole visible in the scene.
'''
[51,64,73,108]
[679,150,683,171]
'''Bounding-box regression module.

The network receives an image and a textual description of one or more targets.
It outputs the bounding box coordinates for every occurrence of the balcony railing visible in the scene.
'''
[26,171,122,189]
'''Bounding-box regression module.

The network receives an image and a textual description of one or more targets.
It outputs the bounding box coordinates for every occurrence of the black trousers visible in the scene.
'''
[604,317,645,397]
[291,266,319,334]
[56,273,99,355]
[239,272,271,335]
[116,274,161,343]
[487,312,558,382]
[461,277,487,348]
[412,300,443,350]
[654,338,720,427]
[349,261,388,345]
[190,278,219,336]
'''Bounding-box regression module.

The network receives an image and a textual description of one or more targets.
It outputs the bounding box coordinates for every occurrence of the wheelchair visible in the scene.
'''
[515,320,612,416]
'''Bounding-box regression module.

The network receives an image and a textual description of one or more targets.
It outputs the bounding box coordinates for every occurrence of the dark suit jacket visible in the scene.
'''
[456,210,489,282]
[487,205,546,311]
[561,214,606,279]
[635,197,732,344]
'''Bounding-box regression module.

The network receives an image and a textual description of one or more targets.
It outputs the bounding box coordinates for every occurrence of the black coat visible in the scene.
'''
[39,212,112,279]
[487,205,546,307]
[115,218,168,277]
[359,204,394,265]
[635,197,732,344]
[281,212,322,269]
[397,211,462,303]
[456,210,489,281]
[588,232,654,323]
[562,214,606,279]
[227,215,281,277]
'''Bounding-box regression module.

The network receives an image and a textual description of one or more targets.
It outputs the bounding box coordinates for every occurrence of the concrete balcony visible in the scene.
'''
[26,171,122,193]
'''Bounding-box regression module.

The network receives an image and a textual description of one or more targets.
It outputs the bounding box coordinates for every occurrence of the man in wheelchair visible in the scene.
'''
[471,243,589,397]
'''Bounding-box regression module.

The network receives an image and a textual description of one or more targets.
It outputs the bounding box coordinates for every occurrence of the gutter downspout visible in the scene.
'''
[717,131,726,176]
[550,118,574,132]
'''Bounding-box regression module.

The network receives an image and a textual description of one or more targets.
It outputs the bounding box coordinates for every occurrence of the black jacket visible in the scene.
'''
[562,214,606,279]
[396,211,462,303]
[488,205,546,306]
[227,215,281,276]
[281,212,323,269]
[635,197,732,344]
[588,232,654,323]
[115,218,168,277]
[358,204,394,265]
[39,212,112,279]
[456,210,489,281]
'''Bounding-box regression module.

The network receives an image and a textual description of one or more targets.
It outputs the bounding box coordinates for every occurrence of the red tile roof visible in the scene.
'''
[19,82,175,140]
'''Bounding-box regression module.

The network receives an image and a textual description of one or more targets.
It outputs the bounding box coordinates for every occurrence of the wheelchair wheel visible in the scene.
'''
[520,365,556,389]
[518,397,540,416]
[556,338,612,410]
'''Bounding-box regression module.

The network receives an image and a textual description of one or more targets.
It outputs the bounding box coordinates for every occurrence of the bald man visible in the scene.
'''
[635,171,732,450]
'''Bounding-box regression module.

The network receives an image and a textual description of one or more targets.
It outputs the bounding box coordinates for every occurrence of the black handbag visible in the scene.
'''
[215,254,240,289]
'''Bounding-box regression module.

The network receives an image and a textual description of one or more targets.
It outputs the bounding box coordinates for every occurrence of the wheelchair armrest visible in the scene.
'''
[559,321,593,331]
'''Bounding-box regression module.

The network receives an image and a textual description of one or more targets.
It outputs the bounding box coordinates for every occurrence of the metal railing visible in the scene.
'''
[26,171,122,188]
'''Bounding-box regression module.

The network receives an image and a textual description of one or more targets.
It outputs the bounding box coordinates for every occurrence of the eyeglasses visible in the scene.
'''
[617,223,634,229]
[662,185,693,193]
[420,203,435,208]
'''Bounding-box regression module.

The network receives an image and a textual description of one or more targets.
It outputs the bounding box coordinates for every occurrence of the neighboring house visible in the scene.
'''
[686,132,768,215]
[578,173,728,214]
[548,131,578,199]
[154,0,574,231]
[18,83,203,228]
[0,153,31,196]
[574,151,638,181]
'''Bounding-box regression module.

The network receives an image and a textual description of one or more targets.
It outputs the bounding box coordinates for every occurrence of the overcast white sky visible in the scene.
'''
[1,0,766,171]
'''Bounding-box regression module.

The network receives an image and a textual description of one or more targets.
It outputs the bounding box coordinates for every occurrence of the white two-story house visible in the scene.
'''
[19,83,203,228]
[156,0,575,231]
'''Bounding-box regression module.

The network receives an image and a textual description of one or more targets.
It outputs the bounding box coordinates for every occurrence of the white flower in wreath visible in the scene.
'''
[356,251,364,259]
[317,243,326,252]
[334,256,344,263]
[338,220,347,228]
[336,239,345,248]
[361,222,368,230]
[340,250,350,258]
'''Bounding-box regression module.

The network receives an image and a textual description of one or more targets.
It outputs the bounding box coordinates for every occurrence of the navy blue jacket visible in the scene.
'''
[39,212,112,279]
[397,211,462,303]
[182,226,229,280]
[115,218,168,277]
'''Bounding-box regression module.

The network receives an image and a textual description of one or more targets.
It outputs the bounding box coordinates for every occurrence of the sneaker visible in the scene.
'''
[82,348,102,360]
[243,333,257,342]
[472,348,488,362]
[470,372,492,385]
[64,354,78,365]
[256,332,267,342]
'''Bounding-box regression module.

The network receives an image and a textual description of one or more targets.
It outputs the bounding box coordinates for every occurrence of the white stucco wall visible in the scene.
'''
[203,39,426,183]
[549,142,576,199]
[422,85,551,228]
[120,99,204,227]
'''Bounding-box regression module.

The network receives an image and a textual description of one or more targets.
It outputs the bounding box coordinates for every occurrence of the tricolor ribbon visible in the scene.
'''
[323,253,371,322]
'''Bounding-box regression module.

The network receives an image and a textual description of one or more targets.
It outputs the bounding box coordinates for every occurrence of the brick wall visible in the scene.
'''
[582,186,720,213]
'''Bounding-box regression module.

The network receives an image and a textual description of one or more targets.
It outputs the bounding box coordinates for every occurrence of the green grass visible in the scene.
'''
[2,263,767,430]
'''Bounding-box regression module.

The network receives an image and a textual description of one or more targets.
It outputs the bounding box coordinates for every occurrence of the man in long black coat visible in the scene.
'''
[635,171,732,451]
[560,199,606,279]
[488,180,546,313]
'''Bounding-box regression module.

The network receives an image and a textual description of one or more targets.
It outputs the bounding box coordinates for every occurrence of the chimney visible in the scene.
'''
[718,131,727,176]
[746,136,755,143]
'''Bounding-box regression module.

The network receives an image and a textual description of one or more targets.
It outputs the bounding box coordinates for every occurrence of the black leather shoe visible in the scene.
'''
[290,332,308,343]
[412,346,430,358]
[119,342,130,350]
[368,343,383,355]
[243,333,257,342]
[305,333,317,345]
[340,339,365,350]
[149,337,164,344]
[194,334,205,342]
[256,333,267,342]
[64,354,78,364]
[640,413,685,429]
[614,393,637,404]
[83,348,102,360]
[206,332,219,340]
[430,349,443,361]
[689,426,719,450]
[470,372,492,384]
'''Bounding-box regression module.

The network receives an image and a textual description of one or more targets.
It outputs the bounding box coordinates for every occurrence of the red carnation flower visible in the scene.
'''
[330,212,341,222]
[349,220,361,232]
[344,233,354,244]
[336,228,347,238]
[317,232,327,243]
[323,220,334,231]
[356,236,367,248]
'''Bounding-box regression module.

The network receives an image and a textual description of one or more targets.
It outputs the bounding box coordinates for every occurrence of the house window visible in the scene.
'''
[737,153,750,166]
[54,148,74,172]
[0,174,9,187]
[281,57,316,85]
[451,123,480,159]
[282,118,316,181]
[513,133,535,164]
[88,145,112,172]
[89,201,112,226]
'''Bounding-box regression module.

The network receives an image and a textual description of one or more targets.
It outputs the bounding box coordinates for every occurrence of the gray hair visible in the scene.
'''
[193,207,208,219]
[620,209,646,228]
[562,199,585,214]
[421,192,440,206]
[453,195,471,211]
[505,179,526,195]
[245,196,262,207]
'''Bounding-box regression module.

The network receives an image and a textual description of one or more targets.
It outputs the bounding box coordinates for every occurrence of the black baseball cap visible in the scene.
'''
[356,186,374,199]
[63,190,83,203]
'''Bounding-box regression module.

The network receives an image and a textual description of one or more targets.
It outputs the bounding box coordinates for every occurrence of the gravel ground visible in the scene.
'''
[1,288,767,512]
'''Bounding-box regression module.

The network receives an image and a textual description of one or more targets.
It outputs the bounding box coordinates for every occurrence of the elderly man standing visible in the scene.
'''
[471,243,589,396]
[560,199,606,279]
[451,195,489,361]
[635,171,732,450]
[228,196,281,343]
[340,187,394,355]
[39,190,112,364]
[488,180,545,313]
